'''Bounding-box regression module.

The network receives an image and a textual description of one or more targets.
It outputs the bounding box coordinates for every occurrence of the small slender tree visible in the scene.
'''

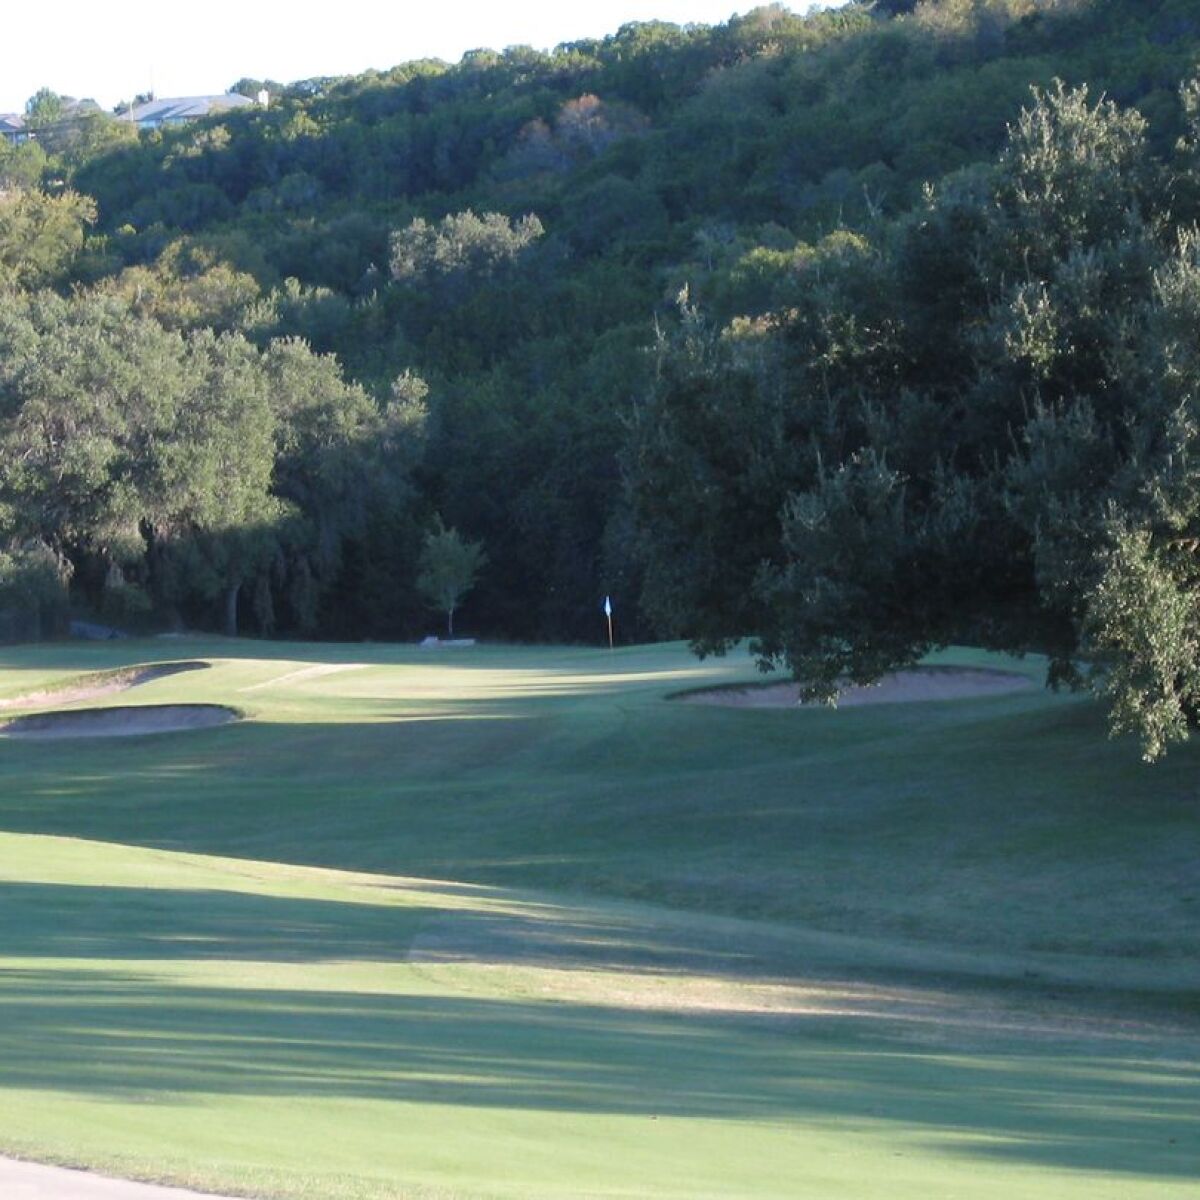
[417,519,486,638]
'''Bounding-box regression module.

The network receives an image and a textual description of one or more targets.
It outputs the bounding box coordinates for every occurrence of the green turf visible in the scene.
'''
[0,639,1195,1198]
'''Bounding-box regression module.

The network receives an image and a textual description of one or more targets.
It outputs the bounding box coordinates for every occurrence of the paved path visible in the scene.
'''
[0,1158,246,1200]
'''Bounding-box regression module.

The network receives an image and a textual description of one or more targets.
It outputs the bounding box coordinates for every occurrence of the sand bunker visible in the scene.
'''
[679,666,1035,708]
[0,704,239,739]
[0,661,209,713]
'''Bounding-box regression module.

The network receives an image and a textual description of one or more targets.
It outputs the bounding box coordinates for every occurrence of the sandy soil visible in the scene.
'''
[679,666,1035,708]
[0,663,209,713]
[0,1156,246,1199]
[0,705,238,739]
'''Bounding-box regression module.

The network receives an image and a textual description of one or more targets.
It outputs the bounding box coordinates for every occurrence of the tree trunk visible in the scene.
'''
[447,605,454,638]
[224,582,241,638]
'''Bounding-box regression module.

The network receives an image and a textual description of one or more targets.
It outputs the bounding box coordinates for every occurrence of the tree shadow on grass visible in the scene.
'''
[0,881,427,963]
[0,694,1130,873]
[0,876,1194,1182]
[0,878,1192,1031]
[0,878,768,976]
[0,698,1196,990]
[0,879,891,990]
[0,965,1194,1181]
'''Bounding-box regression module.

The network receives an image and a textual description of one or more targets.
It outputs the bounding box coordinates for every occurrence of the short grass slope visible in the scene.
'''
[0,639,1195,1200]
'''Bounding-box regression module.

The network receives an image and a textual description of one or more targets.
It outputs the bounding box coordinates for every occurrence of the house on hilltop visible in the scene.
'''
[0,114,30,145]
[126,93,254,130]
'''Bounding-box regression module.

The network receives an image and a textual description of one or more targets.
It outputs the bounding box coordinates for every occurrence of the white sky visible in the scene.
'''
[1,1,846,115]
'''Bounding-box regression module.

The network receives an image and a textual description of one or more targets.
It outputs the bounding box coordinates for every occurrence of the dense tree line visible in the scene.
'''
[0,285,426,638]
[5,0,1200,752]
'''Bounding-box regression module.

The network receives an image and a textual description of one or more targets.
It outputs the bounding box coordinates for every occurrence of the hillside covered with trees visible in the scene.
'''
[5,0,1200,754]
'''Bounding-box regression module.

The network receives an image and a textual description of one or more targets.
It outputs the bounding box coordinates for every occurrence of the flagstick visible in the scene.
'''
[606,610,614,650]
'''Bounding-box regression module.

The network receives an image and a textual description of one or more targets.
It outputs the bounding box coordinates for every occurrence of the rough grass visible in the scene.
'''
[0,638,1195,1199]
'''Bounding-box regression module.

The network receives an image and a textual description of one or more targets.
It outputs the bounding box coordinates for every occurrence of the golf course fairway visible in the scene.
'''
[0,639,1195,1199]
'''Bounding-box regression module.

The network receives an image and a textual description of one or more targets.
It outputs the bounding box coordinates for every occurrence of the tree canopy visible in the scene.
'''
[629,75,1200,759]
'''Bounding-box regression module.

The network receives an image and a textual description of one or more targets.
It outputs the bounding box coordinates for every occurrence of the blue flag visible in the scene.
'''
[603,595,612,617]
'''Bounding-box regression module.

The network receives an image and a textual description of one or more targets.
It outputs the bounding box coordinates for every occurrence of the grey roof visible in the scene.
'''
[0,114,26,133]
[128,94,254,124]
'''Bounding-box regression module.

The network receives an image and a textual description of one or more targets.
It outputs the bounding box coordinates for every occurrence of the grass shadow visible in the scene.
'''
[0,965,1193,1181]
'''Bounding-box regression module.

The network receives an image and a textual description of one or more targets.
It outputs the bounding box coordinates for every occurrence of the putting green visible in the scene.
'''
[0,640,1195,1199]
